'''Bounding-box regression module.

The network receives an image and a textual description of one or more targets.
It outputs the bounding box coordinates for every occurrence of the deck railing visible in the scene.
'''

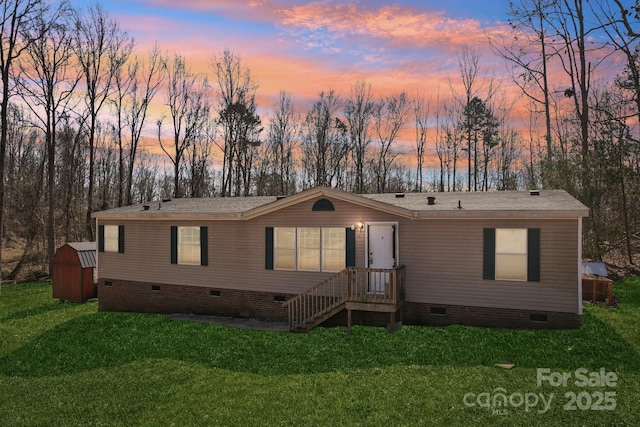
[347,266,405,305]
[284,265,405,331]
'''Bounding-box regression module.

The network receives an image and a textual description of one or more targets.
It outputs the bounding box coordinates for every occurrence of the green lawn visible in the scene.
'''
[1,280,639,426]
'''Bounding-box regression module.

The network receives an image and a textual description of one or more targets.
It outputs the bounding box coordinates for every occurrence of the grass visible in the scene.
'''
[1,279,639,426]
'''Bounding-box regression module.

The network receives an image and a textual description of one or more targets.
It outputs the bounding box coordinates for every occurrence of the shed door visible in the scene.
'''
[367,223,397,293]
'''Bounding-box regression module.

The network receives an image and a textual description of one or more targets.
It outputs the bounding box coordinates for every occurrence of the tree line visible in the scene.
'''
[1,0,639,281]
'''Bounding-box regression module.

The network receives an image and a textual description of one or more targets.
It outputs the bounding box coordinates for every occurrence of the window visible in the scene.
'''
[495,229,528,281]
[298,228,320,271]
[269,227,347,272]
[178,226,201,265]
[98,224,124,253]
[483,228,540,282]
[322,228,345,272]
[274,228,296,270]
[171,226,208,266]
[104,225,119,252]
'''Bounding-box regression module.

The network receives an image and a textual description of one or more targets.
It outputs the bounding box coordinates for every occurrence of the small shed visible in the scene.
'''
[53,242,97,302]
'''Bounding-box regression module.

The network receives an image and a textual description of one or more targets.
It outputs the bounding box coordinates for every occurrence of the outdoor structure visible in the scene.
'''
[52,242,97,302]
[93,187,589,331]
[581,262,614,305]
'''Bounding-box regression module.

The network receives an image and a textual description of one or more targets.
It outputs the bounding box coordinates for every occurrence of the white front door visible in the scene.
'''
[367,223,397,293]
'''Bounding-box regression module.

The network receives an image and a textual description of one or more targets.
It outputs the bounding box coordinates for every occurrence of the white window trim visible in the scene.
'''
[322,227,346,273]
[297,227,321,272]
[274,227,346,272]
[495,228,528,282]
[178,226,201,266]
[104,225,119,253]
[274,227,296,271]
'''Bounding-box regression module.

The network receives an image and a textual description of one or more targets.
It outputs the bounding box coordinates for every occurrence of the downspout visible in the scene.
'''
[95,217,99,288]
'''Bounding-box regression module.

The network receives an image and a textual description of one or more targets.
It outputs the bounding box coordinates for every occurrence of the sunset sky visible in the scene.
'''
[70,0,516,105]
[65,0,629,172]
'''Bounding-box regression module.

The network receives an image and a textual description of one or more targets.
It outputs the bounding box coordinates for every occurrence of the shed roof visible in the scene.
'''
[66,242,97,268]
[92,187,589,221]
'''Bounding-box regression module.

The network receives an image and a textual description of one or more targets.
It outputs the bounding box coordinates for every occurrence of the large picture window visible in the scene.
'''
[271,227,346,272]
[495,228,528,281]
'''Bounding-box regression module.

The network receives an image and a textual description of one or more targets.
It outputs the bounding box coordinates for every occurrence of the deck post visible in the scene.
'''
[388,311,396,333]
[347,308,352,335]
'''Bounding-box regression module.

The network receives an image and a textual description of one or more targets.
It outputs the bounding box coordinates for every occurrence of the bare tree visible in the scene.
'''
[0,0,48,282]
[456,46,480,191]
[261,91,300,195]
[344,81,374,193]
[186,117,216,198]
[158,53,210,198]
[111,45,165,206]
[300,89,349,189]
[15,2,77,274]
[123,46,165,205]
[212,49,261,196]
[490,0,555,170]
[372,91,410,193]
[413,89,431,192]
[73,3,133,239]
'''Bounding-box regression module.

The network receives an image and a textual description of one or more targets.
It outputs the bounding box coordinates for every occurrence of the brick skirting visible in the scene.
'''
[98,279,580,329]
[98,279,291,321]
[403,301,580,329]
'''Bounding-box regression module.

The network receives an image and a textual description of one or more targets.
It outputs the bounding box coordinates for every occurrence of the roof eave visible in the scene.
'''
[415,209,589,218]
[242,187,415,219]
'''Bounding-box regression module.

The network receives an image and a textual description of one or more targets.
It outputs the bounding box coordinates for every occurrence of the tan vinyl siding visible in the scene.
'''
[98,197,398,296]
[398,218,579,313]
[98,196,580,315]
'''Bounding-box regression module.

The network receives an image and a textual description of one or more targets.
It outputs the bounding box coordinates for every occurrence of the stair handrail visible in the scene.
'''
[284,268,351,331]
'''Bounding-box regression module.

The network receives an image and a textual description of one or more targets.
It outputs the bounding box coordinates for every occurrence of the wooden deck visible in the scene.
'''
[284,266,406,333]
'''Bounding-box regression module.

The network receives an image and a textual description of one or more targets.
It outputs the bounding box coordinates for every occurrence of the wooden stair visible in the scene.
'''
[284,266,406,333]
[284,268,351,332]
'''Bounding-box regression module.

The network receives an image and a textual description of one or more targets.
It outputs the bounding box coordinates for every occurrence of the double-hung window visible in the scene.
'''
[104,225,119,252]
[495,229,528,281]
[171,226,208,266]
[483,228,540,282]
[274,228,296,270]
[298,228,321,271]
[178,226,201,265]
[322,228,346,272]
[98,224,124,253]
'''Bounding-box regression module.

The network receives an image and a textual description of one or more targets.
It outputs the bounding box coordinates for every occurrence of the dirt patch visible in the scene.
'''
[1,240,49,283]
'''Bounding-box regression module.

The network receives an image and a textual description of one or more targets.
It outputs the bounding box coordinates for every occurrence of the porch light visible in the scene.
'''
[351,223,364,231]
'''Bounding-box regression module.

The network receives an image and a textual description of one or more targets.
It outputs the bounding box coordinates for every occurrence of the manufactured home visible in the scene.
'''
[93,187,589,331]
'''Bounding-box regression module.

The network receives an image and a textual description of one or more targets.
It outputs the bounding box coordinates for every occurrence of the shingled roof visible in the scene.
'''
[92,187,589,220]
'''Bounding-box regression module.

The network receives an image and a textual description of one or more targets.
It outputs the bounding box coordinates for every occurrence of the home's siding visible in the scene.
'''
[98,196,580,317]
[98,197,398,296]
[398,218,579,313]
